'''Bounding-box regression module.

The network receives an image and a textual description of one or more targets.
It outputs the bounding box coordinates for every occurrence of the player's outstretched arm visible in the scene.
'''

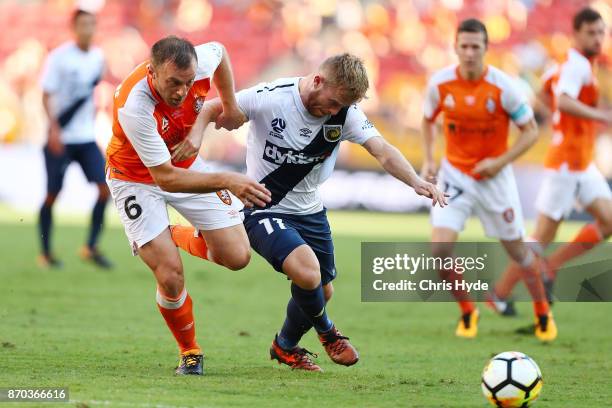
[363,136,448,207]
[420,117,438,184]
[212,44,246,131]
[473,117,538,179]
[558,94,612,124]
[148,160,271,208]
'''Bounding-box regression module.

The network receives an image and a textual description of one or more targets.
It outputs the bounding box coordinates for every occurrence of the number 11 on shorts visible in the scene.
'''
[258,218,286,235]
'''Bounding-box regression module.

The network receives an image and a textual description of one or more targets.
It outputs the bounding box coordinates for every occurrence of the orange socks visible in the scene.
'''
[442,268,476,315]
[171,225,209,260]
[547,223,603,278]
[494,262,523,300]
[156,288,200,355]
[533,301,549,317]
[458,300,476,315]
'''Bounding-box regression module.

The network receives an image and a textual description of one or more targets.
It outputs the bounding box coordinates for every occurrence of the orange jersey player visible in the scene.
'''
[105,36,271,376]
[491,7,612,315]
[421,18,556,342]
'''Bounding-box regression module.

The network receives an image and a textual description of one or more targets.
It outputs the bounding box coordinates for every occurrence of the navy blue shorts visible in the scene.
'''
[43,141,106,195]
[243,209,337,285]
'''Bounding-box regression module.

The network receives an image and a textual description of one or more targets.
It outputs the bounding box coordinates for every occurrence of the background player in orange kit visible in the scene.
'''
[491,7,612,311]
[421,19,556,341]
[106,36,271,375]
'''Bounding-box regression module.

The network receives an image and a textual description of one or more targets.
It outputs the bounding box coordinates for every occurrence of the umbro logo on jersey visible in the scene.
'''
[323,125,342,142]
[269,117,286,139]
[299,127,312,138]
[262,140,328,165]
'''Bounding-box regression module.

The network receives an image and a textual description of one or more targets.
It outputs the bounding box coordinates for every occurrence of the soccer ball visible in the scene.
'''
[481,351,543,407]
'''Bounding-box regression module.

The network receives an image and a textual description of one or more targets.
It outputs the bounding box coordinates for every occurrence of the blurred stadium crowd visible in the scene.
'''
[0,0,610,173]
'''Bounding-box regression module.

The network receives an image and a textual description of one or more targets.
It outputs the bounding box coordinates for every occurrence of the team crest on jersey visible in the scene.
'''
[216,189,232,206]
[443,94,455,109]
[194,96,205,114]
[486,97,496,113]
[503,208,515,223]
[323,125,342,142]
[465,95,475,106]
[161,116,169,134]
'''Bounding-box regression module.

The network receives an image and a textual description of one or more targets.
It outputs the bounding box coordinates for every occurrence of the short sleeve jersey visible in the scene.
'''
[543,48,599,171]
[423,65,534,178]
[106,42,223,183]
[236,77,381,215]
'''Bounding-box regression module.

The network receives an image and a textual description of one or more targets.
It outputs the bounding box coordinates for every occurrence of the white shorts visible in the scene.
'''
[535,163,612,221]
[108,157,244,253]
[431,160,525,241]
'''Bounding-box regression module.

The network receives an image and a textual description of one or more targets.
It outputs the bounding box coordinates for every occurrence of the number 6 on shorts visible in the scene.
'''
[124,195,143,220]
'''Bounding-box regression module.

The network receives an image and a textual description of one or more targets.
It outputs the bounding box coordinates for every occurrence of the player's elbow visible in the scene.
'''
[557,94,574,113]
[526,126,539,146]
[378,144,402,170]
[158,179,181,193]
[152,171,180,193]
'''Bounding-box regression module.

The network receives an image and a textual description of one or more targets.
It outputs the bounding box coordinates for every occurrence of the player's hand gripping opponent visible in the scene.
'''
[215,102,247,131]
[226,173,271,208]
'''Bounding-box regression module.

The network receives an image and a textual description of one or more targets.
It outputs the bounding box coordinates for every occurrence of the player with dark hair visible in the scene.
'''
[491,7,612,313]
[106,35,271,375]
[421,18,556,341]
[39,9,111,268]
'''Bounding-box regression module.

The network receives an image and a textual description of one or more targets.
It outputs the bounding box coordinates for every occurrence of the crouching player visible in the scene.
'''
[172,53,447,370]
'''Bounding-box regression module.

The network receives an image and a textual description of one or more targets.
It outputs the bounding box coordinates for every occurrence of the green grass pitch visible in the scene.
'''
[0,209,611,407]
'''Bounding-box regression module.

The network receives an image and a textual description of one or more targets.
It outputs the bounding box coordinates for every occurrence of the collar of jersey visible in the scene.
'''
[455,65,489,85]
[570,48,596,65]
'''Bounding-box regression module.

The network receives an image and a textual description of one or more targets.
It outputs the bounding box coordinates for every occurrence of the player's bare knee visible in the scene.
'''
[222,248,251,271]
[156,262,184,297]
[431,243,453,259]
[291,266,321,290]
[596,213,612,237]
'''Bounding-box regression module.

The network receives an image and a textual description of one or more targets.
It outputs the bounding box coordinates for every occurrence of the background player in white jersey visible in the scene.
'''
[491,7,612,312]
[39,9,110,268]
[174,54,447,371]
[421,19,555,341]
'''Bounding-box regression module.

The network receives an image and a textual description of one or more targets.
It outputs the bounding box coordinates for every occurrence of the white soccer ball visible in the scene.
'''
[481,351,543,407]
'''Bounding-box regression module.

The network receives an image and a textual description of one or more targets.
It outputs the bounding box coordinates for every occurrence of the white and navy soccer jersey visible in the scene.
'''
[40,41,105,144]
[237,76,381,282]
[236,77,381,215]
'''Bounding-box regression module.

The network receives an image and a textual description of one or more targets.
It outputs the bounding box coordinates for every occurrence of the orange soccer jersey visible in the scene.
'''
[106,42,223,184]
[543,48,599,171]
[424,66,533,178]
[106,63,211,184]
